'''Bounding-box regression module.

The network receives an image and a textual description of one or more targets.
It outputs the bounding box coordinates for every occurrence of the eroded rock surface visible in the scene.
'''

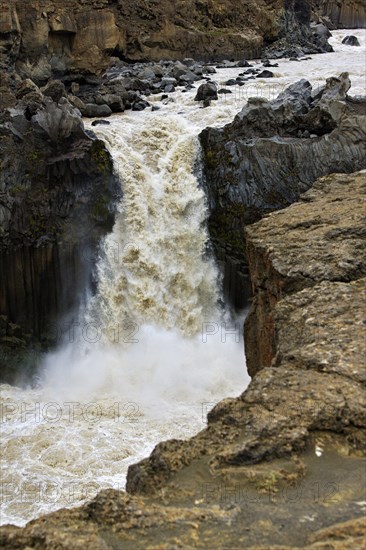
[200,73,366,307]
[1,171,364,548]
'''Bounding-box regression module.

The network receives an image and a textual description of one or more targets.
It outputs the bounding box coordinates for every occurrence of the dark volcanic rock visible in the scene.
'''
[342,35,361,46]
[41,79,67,102]
[83,103,112,118]
[199,73,366,308]
[257,70,274,78]
[0,92,119,383]
[311,0,366,29]
[194,81,218,101]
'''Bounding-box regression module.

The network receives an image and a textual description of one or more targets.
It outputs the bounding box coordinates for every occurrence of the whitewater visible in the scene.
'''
[0,30,365,526]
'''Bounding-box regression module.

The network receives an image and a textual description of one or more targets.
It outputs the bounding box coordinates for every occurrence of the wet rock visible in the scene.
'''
[132,100,149,111]
[83,103,112,118]
[194,82,218,102]
[342,35,361,46]
[203,65,216,74]
[257,70,274,78]
[96,94,124,113]
[137,67,156,80]
[91,119,111,126]
[0,97,118,382]
[310,22,332,40]
[262,59,279,67]
[161,77,177,86]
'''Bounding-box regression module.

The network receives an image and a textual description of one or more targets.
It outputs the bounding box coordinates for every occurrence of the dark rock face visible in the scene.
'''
[0,88,119,383]
[342,35,361,46]
[199,73,366,309]
[264,0,333,58]
[311,0,366,29]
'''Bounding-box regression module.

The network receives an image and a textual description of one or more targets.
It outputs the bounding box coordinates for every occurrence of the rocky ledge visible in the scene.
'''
[1,170,365,548]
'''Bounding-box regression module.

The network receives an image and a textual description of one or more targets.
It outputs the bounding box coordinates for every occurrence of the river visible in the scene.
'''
[0,29,365,527]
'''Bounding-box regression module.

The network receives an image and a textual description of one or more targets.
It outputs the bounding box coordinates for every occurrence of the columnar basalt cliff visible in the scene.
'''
[311,0,366,28]
[1,171,365,548]
[200,73,366,307]
[0,84,119,383]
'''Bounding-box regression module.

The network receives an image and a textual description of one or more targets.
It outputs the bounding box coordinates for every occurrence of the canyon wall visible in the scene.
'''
[200,74,366,308]
[311,0,366,28]
[0,0,329,87]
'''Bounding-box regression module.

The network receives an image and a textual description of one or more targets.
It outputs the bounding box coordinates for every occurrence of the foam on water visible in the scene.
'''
[1,29,365,527]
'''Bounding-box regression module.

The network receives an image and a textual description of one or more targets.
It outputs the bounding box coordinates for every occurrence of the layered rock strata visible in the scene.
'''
[0,0,331,85]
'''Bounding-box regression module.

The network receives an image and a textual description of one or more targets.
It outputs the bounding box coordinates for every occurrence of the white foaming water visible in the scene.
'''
[1,30,365,526]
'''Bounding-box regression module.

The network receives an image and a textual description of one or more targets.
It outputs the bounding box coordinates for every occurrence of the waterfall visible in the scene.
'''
[86,115,219,341]
[1,28,365,527]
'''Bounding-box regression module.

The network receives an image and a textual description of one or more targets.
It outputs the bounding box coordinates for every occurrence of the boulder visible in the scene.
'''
[342,35,361,46]
[83,103,112,118]
[194,82,218,102]
[97,94,124,113]
[15,79,39,100]
[91,119,111,126]
[32,97,85,142]
[257,70,274,78]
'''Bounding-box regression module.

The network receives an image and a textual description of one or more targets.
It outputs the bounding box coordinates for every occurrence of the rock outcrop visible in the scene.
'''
[200,73,366,307]
[0,84,119,383]
[311,0,366,28]
[1,170,365,548]
[0,1,332,88]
